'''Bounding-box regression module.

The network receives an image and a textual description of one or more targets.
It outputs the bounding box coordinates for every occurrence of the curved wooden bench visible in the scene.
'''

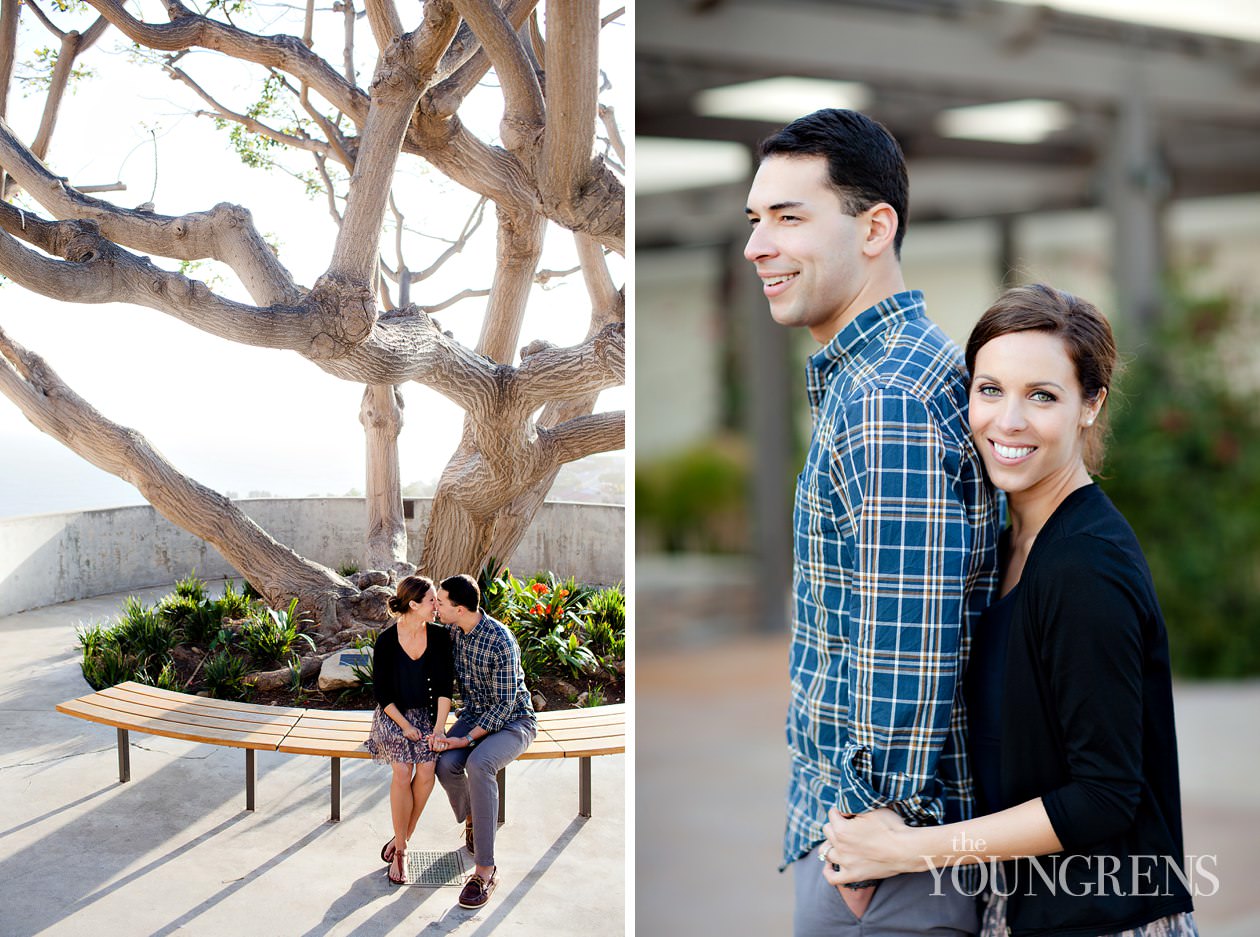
[56,681,624,821]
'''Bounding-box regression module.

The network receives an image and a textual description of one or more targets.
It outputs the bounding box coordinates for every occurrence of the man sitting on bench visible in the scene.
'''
[429,573,537,910]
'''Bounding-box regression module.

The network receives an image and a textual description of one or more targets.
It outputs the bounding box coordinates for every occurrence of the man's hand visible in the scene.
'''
[822,806,916,884]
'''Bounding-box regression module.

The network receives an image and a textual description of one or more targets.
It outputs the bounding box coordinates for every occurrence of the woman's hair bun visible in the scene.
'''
[387,595,406,613]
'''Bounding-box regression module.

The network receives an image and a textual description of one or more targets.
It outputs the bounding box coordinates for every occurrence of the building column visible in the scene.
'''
[1105,72,1168,334]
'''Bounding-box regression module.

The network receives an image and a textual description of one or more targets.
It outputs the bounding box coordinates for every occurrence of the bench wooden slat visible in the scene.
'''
[277,736,371,757]
[549,737,625,758]
[535,703,625,721]
[58,694,296,741]
[56,698,290,750]
[89,687,301,730]
[113,681,308,717]
[538,723,625,742]
[517,739,570,759]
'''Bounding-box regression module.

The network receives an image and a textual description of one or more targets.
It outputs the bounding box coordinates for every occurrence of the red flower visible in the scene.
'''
[531,582,549,595]
[531,604,546,615]
[558,588,570,598]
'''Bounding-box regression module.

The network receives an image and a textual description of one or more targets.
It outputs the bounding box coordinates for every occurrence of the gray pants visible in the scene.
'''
[793,855,980,937]
[435,715,535,868]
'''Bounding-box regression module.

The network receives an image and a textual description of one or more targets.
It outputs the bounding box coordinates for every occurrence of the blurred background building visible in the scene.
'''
[636,1,1260,934]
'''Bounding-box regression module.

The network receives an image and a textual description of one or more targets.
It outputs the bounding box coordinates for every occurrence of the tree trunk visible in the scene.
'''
[360,383,409,573]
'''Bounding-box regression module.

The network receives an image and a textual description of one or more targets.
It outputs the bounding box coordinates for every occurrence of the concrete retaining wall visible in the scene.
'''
[0,499,624,616]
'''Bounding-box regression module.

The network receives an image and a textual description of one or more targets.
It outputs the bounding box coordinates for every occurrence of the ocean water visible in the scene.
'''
[0,432,623,519]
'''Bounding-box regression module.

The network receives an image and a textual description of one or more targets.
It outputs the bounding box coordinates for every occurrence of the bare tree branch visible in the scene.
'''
[425,0,536,118]
[326,4,457,284]
[0,113,302,306]
[449,0,542,152]
[337,0,356,84]
[170,65,333,155]
[515,322,624,407]
[22,0,65,40]
[539,0,597,215]
[0,324,354,622]
[598,102,624,165]
[313,152,344,223]
[538,409,623,463]
[0,0,17,119]
[363,0,403,53]
[83,0,368,120]
[416,287,488,313]
[31,17,110,160]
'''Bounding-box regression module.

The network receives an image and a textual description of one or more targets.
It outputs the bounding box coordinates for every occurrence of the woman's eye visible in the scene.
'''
[1031,390,1057,402]
[977,385,1001,397]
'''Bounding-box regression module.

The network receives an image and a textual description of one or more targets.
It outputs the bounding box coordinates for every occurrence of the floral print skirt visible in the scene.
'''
[981,866,1199,937]
[365,706,436,766]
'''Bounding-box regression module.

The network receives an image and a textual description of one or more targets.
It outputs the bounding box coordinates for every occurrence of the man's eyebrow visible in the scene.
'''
[744,200,806,215]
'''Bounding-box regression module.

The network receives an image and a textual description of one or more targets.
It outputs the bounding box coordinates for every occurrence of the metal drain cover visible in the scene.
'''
[400,849,469,886]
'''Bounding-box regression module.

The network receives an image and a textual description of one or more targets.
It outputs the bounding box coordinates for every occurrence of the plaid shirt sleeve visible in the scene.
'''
[473,629,525,734]
[831,386,973,824]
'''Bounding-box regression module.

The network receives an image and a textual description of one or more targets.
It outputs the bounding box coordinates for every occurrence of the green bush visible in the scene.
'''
[173,571,208,603]
[636,437,750,553]
[202,651,252,700]
[1104,289,1260,677]
[111,597,178,668]
[136,660,181,691]
[239,598,315,666]
[215,580,255,621]
[586,585,625,633]
[81,644,139,690]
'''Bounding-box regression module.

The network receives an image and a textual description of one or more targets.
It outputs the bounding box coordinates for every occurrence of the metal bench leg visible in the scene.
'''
[117,728,130,783]
[497,768,506,824]
[245,749,256,811]
[579,756,592,818]
[331,757,341,822]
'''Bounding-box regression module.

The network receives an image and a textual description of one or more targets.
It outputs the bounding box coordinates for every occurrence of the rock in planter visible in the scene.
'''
[531,691,547,712]
[248,654,325,692]
[319,647,373,692]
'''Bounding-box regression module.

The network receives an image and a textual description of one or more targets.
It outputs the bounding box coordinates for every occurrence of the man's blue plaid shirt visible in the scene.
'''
[452,614,536,733]
[784,290,999,869]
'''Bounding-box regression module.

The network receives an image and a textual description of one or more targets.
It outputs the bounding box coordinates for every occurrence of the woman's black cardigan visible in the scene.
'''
[371,623,454,723]
[996,484,1194,936]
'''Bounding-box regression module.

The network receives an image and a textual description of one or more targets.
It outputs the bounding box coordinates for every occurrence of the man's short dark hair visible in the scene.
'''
[759,108,909,256]
[441,574,481,613]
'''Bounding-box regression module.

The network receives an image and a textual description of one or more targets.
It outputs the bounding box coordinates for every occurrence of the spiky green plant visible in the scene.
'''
[202,651,252,700]
[173,571,207,603]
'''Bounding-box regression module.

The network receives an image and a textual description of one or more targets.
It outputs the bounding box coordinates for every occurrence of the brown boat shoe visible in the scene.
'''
[458,867,497,909]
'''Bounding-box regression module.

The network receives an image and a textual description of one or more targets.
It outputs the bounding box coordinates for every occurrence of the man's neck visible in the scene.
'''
[454,611,481,634]
[809,266,908,346]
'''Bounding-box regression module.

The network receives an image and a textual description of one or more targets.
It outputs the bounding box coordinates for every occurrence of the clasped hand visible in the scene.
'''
[821,806,917,887]
[426,731,465,751]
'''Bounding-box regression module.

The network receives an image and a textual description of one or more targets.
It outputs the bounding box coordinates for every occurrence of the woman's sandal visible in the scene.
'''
[381,838,397,864]
[387,850,407,885]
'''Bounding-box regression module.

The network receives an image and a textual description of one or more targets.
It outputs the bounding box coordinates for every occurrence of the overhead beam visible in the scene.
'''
[639,0,1260,122]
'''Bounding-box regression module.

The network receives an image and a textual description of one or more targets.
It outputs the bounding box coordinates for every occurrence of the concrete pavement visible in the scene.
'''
[0,585,624,937]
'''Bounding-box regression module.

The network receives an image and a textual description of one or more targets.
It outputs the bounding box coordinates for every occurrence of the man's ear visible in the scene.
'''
[862,203,899,258]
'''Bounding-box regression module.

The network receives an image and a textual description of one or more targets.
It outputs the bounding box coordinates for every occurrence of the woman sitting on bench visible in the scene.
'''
[366,575,454,885]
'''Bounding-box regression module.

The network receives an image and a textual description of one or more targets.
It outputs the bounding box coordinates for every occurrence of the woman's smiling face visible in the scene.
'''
[969,330,1101,497]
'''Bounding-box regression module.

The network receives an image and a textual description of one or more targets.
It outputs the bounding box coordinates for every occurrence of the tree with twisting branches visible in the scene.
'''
[0,0,625,639]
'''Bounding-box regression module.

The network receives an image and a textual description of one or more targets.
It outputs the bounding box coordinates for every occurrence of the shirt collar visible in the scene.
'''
[806,290,926,403]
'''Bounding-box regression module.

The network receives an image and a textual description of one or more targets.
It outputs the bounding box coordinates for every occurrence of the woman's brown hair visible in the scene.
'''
[387,575,435,615]
[965,283,1118,474]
